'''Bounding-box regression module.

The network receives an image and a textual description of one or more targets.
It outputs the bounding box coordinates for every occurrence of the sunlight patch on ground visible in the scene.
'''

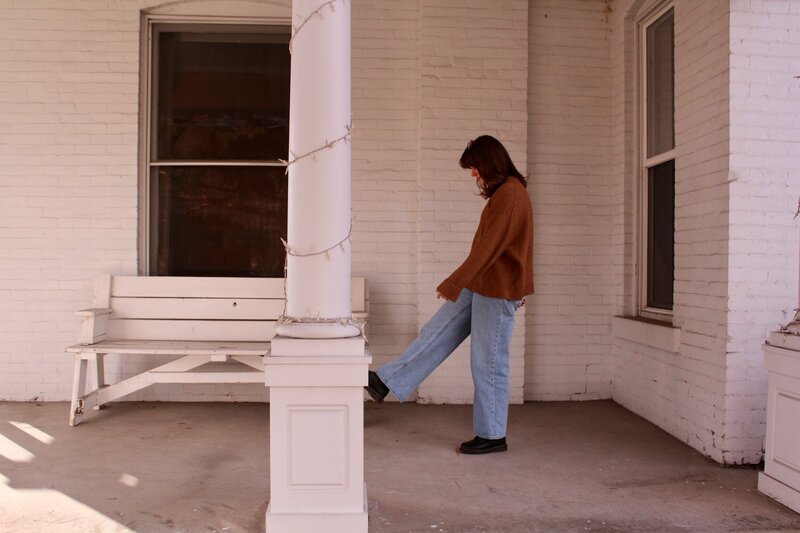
[0,432,35,462]
[119,473,139,487]
[0,473,134,533]
[8,421,55,444]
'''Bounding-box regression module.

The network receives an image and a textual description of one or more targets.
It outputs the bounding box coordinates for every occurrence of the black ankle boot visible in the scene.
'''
[459,436,508,454]
[365,371,389,403]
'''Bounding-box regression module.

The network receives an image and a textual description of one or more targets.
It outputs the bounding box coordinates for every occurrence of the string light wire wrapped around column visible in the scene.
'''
[277,217,366,337]
[277,0,362,338]
[278,123,353,174]
[288,0,348,53]
[276,124,357,332]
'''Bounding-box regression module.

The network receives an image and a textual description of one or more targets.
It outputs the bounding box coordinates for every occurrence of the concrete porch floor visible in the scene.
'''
[0,400,798,533]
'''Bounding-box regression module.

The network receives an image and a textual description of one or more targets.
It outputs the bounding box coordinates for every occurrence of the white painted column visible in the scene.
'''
[276,0,359,340]
[265,1,370,531]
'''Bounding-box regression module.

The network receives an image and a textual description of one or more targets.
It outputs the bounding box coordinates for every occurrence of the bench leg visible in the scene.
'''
[69,355,88,426]
[93,353,107,410]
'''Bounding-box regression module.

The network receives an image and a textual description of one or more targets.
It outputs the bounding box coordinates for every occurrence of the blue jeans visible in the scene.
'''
[376,288,521,439]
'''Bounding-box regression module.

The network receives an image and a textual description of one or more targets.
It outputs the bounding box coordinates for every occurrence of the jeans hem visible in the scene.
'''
[375,369,407,402]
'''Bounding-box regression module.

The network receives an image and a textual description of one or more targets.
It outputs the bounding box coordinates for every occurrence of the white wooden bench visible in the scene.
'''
[66,275,368,426]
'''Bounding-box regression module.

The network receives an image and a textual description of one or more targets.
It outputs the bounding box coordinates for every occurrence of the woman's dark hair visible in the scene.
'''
[459,135,527,198]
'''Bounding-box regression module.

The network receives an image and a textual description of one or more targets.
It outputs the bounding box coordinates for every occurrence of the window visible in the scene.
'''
[640,6,675,316]
[143,23,290,277]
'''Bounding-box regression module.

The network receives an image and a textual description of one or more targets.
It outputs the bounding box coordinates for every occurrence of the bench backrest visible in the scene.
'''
[92,275,368,342]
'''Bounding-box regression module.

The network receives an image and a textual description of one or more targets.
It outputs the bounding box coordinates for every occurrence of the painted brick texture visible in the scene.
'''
[351,0,421,375]
[415,0,529,405]
[0,0,142,402]
[607,0,796,464]
[611,0,727,458]
[669,0,731,461]
[609,0,733,463]
[727,0,800,463]
[525,0,613,401]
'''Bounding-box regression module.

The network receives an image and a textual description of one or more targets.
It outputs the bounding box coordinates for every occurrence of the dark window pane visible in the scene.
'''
[155,29,290,161]
[647,159,675,310]
[646,9,674,158]
[150,166,287,277]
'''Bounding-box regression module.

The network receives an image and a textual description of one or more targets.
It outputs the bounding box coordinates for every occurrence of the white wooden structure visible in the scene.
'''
[66,274,368,426]
[264,0,371,530]
[276,0,358,340]
[759,332,800,514]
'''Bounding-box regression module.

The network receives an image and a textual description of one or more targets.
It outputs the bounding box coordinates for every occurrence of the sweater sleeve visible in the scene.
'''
[436,183,517,301]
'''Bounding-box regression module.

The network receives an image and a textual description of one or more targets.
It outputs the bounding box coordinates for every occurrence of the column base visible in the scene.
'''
[759,473,800,514]
[264,339,370,532]
[275,321,361,339]
[266,484,369,533]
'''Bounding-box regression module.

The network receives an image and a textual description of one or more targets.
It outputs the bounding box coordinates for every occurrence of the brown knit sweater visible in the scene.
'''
[436,177,534,302]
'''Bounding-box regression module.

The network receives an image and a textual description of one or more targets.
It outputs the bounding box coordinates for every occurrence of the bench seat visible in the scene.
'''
[67,339,271,356]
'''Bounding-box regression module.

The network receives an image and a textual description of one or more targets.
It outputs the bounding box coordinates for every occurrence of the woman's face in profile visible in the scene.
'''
[470,167,484,187]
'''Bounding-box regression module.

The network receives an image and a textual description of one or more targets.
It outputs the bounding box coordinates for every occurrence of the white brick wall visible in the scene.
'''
[609,0,638,325]
[608,0,797,464]
[352,0,421,375]
[667,0,731,461]
[727,0,800,463]
[415,0,529,405]
[524,0,613,401]
[0,0,141,401]
[609,0,735,463]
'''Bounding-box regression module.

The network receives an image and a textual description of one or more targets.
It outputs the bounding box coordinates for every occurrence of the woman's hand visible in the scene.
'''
[436,291,449,301]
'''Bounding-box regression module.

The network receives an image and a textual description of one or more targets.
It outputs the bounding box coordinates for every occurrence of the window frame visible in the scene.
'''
[637,2,675,321]
[138,13,290,275]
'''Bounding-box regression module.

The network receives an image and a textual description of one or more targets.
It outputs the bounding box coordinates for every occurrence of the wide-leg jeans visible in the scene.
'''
[376,288,521,439]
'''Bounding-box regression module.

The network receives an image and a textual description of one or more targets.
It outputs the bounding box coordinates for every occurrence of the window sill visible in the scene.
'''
[612,315,681,353]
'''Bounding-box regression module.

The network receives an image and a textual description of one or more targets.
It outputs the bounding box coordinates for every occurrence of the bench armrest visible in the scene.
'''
[76,308,112,345]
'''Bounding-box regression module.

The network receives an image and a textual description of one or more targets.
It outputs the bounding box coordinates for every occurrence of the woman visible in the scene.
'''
[366,135,534,455]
